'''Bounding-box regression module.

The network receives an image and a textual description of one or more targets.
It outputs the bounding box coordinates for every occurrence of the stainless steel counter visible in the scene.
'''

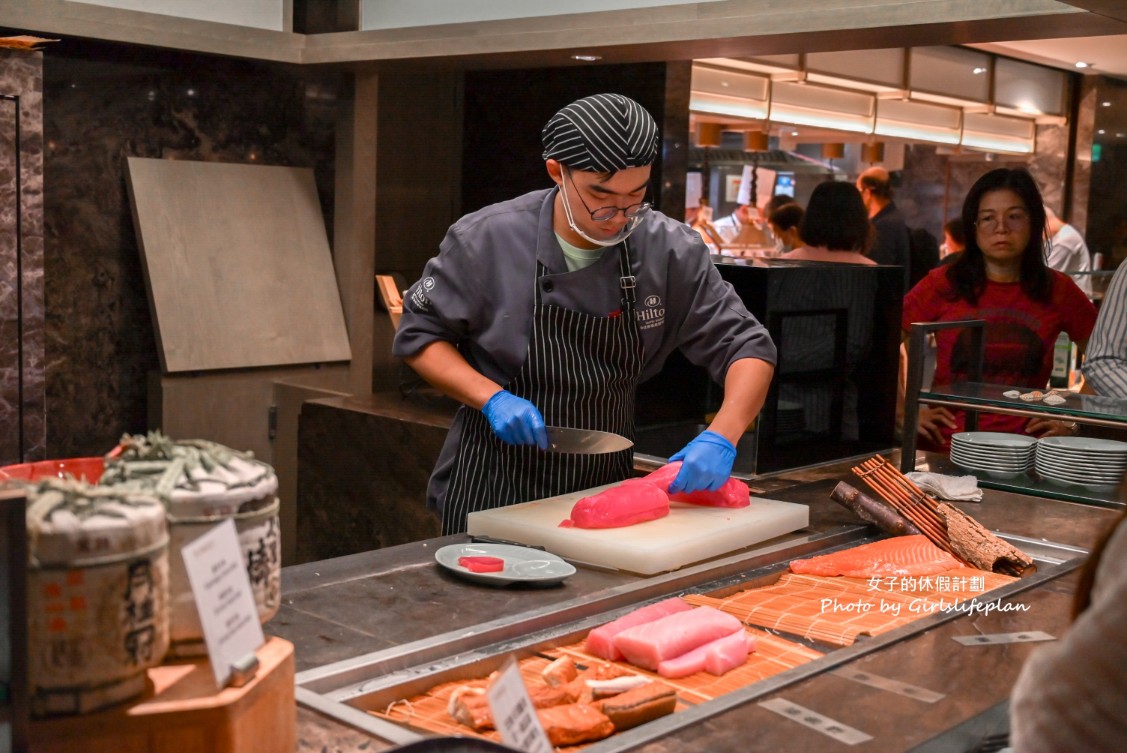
[276,474,1118,752]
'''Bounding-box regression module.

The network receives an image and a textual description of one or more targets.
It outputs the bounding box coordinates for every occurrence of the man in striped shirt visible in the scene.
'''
[1082,263,1127,398]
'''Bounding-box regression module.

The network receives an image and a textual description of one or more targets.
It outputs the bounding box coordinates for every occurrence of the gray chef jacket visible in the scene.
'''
[393,187,777,513]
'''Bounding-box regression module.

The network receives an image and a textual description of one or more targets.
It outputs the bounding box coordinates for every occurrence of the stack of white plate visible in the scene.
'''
[949,432,1036,479]
[1035,436,1127,492]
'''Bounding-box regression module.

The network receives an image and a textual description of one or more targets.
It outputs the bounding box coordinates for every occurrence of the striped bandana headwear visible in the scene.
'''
[541,93,659,173]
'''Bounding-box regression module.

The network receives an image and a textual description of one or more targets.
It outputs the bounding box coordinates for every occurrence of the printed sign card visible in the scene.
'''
[181,519,265,687]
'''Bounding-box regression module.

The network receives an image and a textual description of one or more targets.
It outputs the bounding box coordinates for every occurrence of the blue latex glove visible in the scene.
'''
[481,390,548,449]
[668,430,737,493]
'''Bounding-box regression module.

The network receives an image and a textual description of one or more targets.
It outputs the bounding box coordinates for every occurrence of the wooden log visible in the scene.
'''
[937,502,1036,577]
[829,481,921,537]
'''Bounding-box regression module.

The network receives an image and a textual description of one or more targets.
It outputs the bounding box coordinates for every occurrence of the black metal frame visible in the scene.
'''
[900,319,985,472]
[1,486,29,753]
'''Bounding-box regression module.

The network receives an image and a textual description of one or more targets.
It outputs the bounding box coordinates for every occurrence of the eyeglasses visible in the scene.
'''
[974,210,1030,233]
[565,168,651,222]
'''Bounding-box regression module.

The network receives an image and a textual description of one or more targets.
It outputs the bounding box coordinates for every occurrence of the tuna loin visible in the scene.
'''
[563,478,670,529]
[656,629,754,678]
[644,462,750,508]
[612,606,744,671]
[585,598,694,661]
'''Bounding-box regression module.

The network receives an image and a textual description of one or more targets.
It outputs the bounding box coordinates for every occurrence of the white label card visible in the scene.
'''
[486,658,553,753]
[759,698,874,745]
[181,518,265,688]
[953,631,1055,646]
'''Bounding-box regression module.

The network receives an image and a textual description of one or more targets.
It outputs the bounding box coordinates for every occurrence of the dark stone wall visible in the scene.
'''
[0,50,45,466]
[42,39,340,458]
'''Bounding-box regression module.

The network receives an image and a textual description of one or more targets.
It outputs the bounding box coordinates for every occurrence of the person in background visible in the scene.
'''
[763,192,797,219]
[939,216,965,265]
[767,203,804,254]
[781,181,875,265]
[1044,204,1094,297]
[712,201,762,246]
[393,93,777,534]
[1009,500,1127,752]
[857,166,911,289]
[1081,262,1127,399]
[903,168,1097,451]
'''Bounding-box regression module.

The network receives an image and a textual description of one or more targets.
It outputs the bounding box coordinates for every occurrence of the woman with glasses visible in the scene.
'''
[393,94,777,535]
[902,167,1097,451]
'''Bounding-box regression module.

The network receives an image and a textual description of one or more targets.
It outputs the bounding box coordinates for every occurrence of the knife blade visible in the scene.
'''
[545,426,633,454]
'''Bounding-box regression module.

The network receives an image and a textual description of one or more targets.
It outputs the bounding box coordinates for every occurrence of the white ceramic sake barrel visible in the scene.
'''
[102,434,281,656]
[26,478,169,716]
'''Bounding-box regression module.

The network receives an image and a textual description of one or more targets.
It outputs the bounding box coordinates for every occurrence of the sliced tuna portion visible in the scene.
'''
[613,606,743,671]
[565,478,670,529]
[644,462,750,508]
[656,629,754,678]
[585,597,693,661]
[789,534,962,577]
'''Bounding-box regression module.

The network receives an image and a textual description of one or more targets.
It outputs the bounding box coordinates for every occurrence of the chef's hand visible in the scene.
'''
[482,390,548,449]
[669,430,737,493]
[1025,417,1079,438]
[917,406,957,446]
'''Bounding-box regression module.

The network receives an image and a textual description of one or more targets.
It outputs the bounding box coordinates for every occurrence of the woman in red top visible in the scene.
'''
[903,168,1097,450]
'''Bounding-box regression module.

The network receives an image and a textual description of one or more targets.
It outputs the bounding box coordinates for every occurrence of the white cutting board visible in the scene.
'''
[467,483,810,575]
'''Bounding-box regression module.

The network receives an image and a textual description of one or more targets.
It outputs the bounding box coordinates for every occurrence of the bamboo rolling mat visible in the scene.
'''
[684,567,1016,647]
[370,626,822,748]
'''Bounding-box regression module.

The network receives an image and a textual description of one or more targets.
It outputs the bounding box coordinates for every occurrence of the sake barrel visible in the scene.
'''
[102,433,281,656]
[26,478,169,716]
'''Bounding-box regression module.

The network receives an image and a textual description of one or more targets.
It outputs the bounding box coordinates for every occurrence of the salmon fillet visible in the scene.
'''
[789,535,962,577]
[644,462,751,508]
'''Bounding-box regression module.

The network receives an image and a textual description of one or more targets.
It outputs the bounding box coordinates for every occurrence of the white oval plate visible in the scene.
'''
[435,543,576,586]
[952,432,1037,449]
[1037,436,1127,454]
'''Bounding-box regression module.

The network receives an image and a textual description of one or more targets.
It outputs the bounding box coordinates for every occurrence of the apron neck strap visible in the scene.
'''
[617,241,636,313]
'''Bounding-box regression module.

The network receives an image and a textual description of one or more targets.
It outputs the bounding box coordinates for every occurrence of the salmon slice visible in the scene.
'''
[789,535,962,577]
[644,462,751,508]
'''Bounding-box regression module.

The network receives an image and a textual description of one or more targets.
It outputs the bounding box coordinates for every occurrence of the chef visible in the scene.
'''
[393,93,777,534]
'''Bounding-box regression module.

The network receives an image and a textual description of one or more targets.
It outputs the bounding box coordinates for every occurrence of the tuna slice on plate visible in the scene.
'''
[563,478,670,529]
[656,629,755,679]
[585,597,694,661]
[644,462,750,508]
[612,606,744,671]
[789,534,962,577]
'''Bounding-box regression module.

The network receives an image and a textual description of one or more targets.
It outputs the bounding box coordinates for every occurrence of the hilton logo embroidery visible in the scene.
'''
[411,277,435,310]
[636,294,665,331]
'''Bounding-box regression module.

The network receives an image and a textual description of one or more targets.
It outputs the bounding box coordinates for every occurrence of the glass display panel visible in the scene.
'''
[807,48,905,87]
[909,46,991,102]
[996,57,1066,115]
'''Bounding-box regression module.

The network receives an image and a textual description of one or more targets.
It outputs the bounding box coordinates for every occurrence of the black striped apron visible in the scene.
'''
[441,243,643,535]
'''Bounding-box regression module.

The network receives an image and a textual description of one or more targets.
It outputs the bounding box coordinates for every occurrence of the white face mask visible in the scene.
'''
[558,170,651,248]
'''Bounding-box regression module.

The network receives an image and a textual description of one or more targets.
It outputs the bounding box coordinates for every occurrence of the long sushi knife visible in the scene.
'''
[545,426,633,454]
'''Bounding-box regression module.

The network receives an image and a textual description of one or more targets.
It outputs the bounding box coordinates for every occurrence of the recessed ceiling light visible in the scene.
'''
[1102,101,1112,107]
[972,67,987,75]
[571,54,602,62]
[1075,61,1091,69]
[791,130,799,136]
[1098,129,1106,134]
